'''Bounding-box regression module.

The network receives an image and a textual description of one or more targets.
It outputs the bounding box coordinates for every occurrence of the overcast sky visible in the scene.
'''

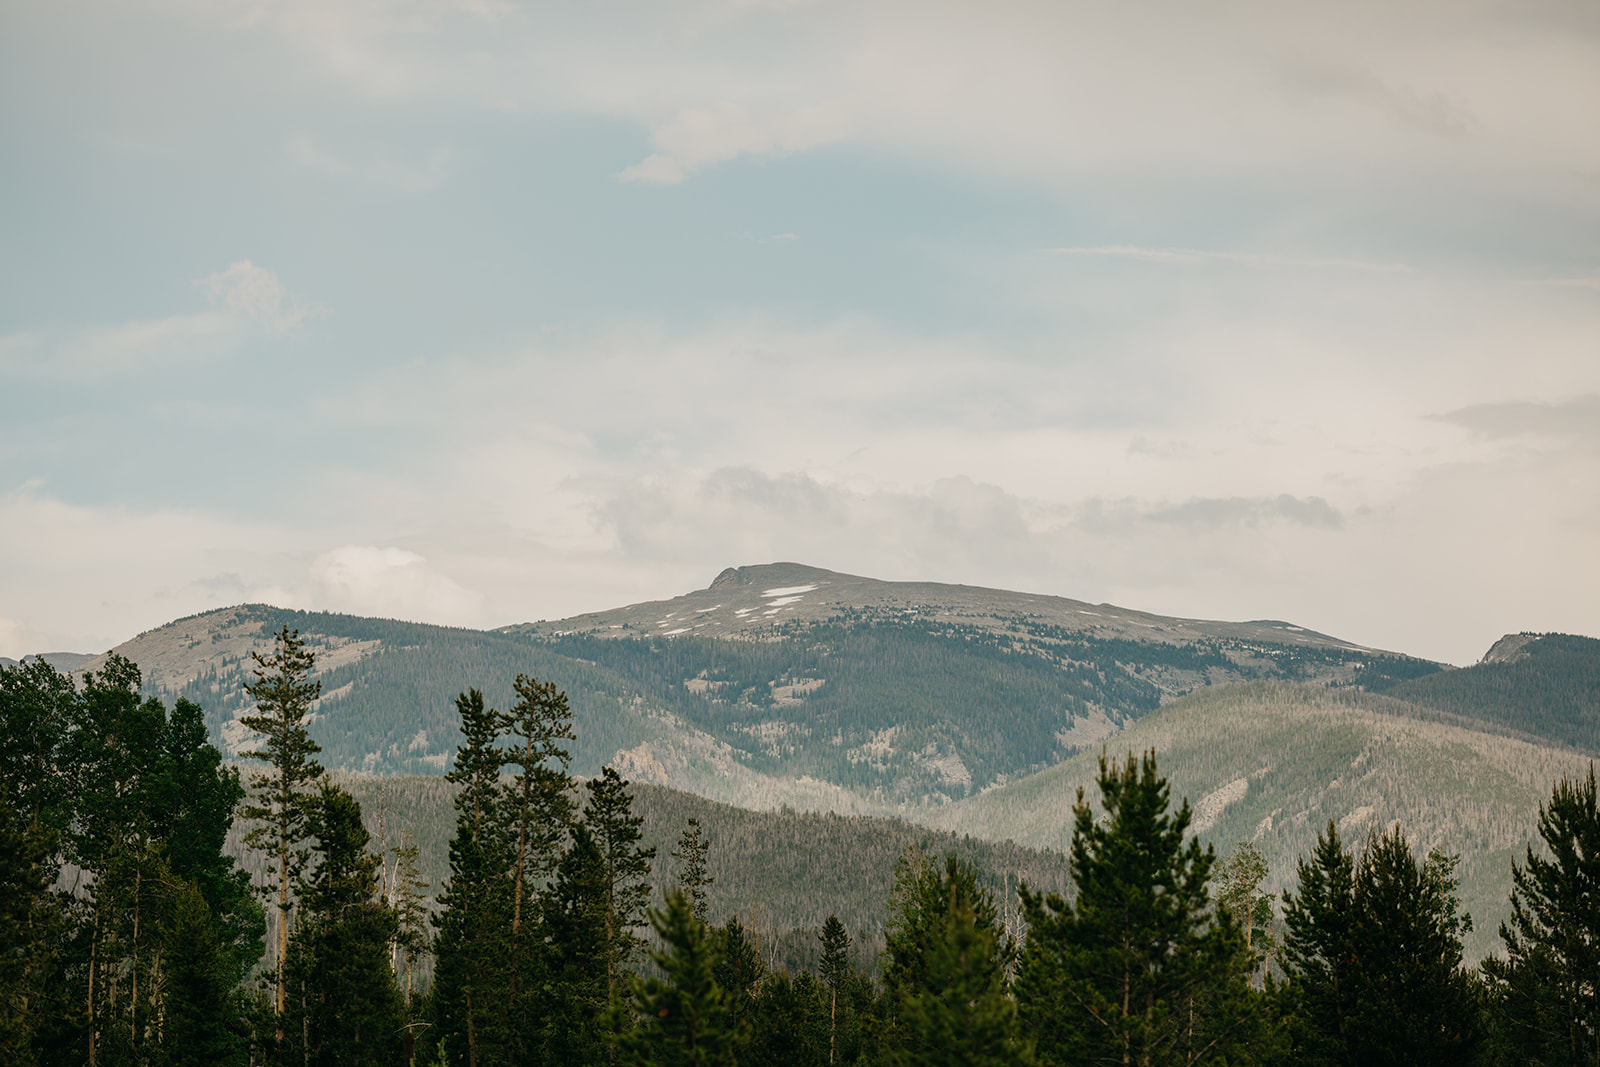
[3,0,1598,666]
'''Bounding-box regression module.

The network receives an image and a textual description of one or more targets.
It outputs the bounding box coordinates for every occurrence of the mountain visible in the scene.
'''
[1372,632,1600,752]
[0,651,96,671]
[920,681,1595,962]
[76,564,1440,805]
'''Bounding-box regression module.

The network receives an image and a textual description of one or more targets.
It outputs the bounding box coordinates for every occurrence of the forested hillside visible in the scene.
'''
[1377,632,1600,753]
[8,648,1599,1067]
[226,773,1073,978]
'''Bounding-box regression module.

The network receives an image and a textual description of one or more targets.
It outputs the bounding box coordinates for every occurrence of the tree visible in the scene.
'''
[1482,765,1600,1066]
[584,767,658,1022]
[0,792,56,1067]
[239,625,324,1042]
[673,818,714,923]
[432,688,513,1067]
[1215,842,1275,980]
[885,850,1021,1067]
[713,916,763,1034]
[500,673,575,1064]
[1016,750,1257,1067]
[621,890,736,1067]
[281,783,403,1067]
[389,831,430,1013]
[543,823,612,1067]
[162,880,240,1067]
[1283,822,1477,1066]
[818,915,851,1067]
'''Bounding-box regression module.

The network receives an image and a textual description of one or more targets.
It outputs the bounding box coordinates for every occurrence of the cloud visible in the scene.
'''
[619,101,845,184]
[308,545,484,624]
[1433,395,1600,443]
[0,314,238,376]
[1145,495,1344,531]
[286,133,453,193]
[199,261,319,332]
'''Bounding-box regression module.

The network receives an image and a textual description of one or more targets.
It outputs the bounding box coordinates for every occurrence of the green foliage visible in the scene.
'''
[239,625,325,1034]
[282,783,404,1067]
[673,818,714,922]
[885,851,1021,1067]
[622,889,737,1067]
[586,766,658,1015]
[0,792,55,1067]
[1481,766,1600,1065]
[1016,751,1259,1067]
[1382,633,1600,751]
[1282,822,1478,1066]
[541,823,611,1067]
[1215,841,1276,974]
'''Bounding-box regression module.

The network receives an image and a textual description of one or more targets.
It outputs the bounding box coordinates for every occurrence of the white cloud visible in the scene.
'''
[619,101,846,184]
[199,260,319,332]
[309,545,483,624]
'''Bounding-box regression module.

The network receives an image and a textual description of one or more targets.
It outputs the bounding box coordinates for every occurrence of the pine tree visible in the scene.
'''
[543,823,611,1067]
[585,767,658,1026]
[818,916,850,1067]
[432,689,513,1067]
[885,851,1020,1067]
[673,819,714,923]
[1283,822,1477,1065]
[1016,750,1257,1067]
[389,831,430,1014]
[713,916,763,1034]
[0,792,56,1067]
[621,890,736,1067]
[239,625,324,1045]
[162,880,240,1067]
[1482,766,1600,1065]
[500,673,575,1064]
[282,783,403,1067]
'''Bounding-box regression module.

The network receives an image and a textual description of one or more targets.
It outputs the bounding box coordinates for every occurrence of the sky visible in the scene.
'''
[2,0,1598,666]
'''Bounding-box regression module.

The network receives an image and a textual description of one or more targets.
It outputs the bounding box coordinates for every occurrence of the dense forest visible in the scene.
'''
[3,630,1597,1066]
[1379,633,1600,754]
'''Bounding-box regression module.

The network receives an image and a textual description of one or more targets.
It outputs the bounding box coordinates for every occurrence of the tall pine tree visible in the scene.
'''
[239,625,324,1046]
[1016,750,1258,1067]
[432,689,513,1067]
[1483,766,1600,1065]
[585,766,658,1032]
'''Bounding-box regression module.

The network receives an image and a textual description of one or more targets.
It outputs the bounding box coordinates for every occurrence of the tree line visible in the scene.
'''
[3,627,1599,1065]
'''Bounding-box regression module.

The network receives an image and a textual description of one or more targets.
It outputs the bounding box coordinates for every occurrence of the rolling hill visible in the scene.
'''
[920,681,1595,962]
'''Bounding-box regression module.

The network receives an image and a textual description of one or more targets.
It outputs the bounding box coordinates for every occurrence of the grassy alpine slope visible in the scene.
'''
[920,681,1595,962]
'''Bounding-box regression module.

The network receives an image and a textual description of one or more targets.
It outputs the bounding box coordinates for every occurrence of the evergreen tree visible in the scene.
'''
[500,674,575,1065]
[1016,750,1257,1067]
[621,890,736,1067]
[432,689,513,1067]
[1483,766,1600,1066]
[673,818,714,923]
[0,792,55,1067]
[1283,822,1478,1065]
[818,915,850,1067]
[543,823,611,1067]
[239,625,324,1043]
[585,767,658,1024]
[747,970,827,1067]
[282,783,404,1067]
[389,831,430,1014]
[713,915,764,1034]
[885,850,1020,1067]
[162,880,240,1067]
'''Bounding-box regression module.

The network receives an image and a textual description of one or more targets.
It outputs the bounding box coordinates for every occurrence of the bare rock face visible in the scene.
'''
[1483,632,1541,665]
[709,566,750,589]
